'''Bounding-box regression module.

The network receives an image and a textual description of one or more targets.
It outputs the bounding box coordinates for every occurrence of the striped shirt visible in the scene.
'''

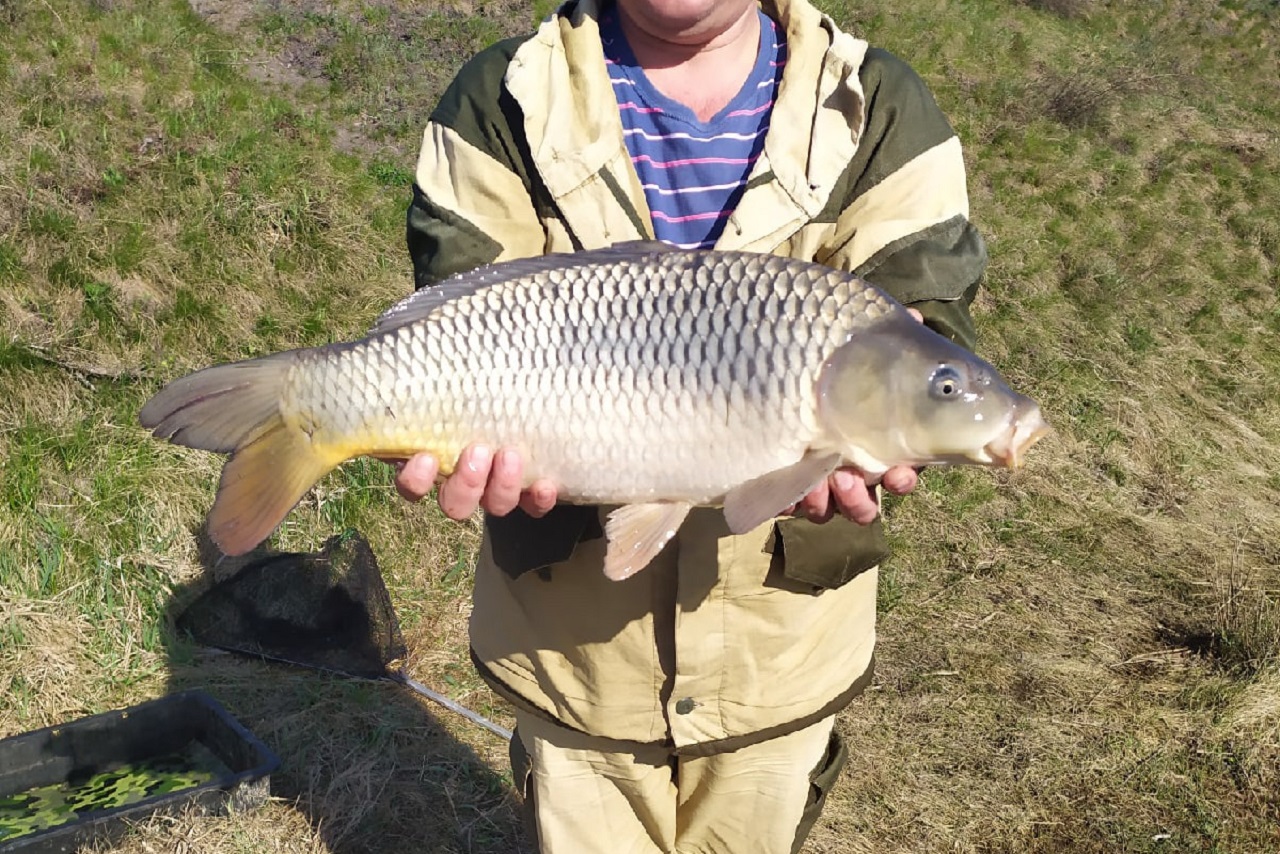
[601,9,787,249]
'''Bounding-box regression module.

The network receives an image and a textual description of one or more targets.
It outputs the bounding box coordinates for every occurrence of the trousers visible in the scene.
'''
[509,710,847,854]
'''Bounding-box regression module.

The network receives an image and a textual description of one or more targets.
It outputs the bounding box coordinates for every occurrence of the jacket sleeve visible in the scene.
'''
[821,48,987,351]
[407,36,547,289]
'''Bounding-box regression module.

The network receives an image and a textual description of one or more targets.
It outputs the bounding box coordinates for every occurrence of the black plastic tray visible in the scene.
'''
[0,690,280,853]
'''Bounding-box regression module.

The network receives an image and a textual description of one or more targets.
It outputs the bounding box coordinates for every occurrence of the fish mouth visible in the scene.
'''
[983,407,1051,469]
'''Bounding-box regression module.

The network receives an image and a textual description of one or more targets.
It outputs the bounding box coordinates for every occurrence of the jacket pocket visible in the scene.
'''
[767,515,890,591]
[484,504,603,579]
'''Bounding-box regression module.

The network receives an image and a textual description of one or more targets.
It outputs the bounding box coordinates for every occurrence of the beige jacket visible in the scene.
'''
[408,0,986,749]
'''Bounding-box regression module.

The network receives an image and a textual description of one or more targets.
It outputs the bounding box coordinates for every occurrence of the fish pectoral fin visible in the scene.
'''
[603,502,693,581]
[722,452,842,534]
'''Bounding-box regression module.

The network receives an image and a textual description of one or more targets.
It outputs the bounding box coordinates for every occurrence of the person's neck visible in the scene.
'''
[616,3,761,122]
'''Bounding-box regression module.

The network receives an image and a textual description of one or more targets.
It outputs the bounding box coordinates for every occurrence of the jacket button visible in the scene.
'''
[674,697,697,715]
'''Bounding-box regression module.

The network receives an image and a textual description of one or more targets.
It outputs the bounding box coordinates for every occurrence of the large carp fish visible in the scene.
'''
[141,242,1048,580]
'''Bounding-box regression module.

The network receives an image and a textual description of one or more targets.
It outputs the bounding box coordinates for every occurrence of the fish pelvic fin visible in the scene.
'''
[140,353,339,556]
[603,502,692,581]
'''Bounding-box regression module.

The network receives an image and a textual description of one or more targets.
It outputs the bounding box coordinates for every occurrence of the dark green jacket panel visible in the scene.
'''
[407,35,552,290]
[816,48,986,351]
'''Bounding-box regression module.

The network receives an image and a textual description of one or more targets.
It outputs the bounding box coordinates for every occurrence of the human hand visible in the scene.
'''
[792,465,919,526]
[385,445,558,520]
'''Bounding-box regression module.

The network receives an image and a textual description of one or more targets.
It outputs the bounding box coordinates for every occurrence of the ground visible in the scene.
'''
[0,0,1277,852]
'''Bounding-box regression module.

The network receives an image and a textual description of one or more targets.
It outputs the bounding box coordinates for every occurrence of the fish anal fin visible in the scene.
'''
[603,502,693,581]
[722,452,842,534]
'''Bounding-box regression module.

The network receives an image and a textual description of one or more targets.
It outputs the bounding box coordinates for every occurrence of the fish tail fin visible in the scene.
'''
[140,353,339,555]
[207,422,336,555]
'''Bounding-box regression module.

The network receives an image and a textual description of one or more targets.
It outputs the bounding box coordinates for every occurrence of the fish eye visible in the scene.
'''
[930,366,965,401]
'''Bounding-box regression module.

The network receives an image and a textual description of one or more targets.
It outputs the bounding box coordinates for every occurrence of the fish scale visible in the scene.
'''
[283,254,860,504]
[140,242,1048,577]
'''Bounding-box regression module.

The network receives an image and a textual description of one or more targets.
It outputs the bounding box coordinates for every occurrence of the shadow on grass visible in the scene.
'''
[159,529,528,854]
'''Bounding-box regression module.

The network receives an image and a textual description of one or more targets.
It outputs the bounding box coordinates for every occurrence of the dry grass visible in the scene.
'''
[2,0,1278,852]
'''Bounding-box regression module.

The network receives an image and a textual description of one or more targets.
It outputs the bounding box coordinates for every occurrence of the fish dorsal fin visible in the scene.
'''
[370,242,680,335]
[584,240,678,258]
[722,452,842,534]
[603,501,693,581]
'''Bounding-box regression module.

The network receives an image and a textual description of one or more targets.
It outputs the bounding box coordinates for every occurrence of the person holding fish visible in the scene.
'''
[391,0,996,850]
[140,0,1047,849]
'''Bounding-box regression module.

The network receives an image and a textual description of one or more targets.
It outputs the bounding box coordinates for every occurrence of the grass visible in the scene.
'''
[1,0,1278,851]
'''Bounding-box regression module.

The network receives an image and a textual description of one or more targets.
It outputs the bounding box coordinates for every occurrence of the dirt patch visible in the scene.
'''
[187,0,322,90]
[186,0,532,161]
[186,0,257,31]
[1018,0,1094,19]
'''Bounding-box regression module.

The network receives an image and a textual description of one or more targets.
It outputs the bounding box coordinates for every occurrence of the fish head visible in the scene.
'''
[817,311,1050,471]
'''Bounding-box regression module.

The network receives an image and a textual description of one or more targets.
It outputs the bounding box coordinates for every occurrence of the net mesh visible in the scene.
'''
[176,531,405,680]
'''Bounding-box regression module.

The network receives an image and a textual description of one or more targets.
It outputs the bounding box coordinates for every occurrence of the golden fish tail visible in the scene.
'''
[139,352,342,556]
